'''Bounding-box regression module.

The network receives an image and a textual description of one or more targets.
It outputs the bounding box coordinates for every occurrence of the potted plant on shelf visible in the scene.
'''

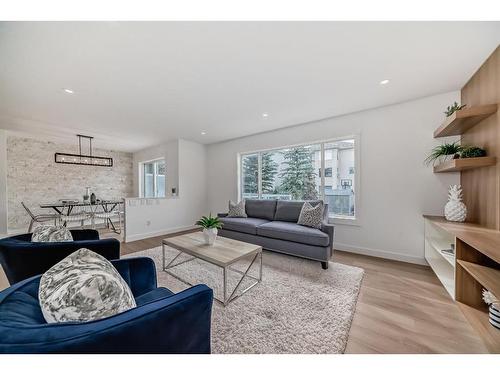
[459,146,487,159]
[196,214,223,246]
[444,101,466,117]
[424,142,462,166]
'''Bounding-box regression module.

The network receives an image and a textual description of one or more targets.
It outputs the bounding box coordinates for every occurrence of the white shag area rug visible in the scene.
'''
[126,246,364,354]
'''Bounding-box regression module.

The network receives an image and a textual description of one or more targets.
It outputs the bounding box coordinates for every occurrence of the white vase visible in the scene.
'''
[203,228,218,246]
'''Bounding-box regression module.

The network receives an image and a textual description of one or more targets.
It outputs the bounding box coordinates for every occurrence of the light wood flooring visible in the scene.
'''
[0,228,487,353]
[116,229,489,354]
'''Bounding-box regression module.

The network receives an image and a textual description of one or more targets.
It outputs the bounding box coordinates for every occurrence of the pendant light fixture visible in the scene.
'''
[55,134,113,167]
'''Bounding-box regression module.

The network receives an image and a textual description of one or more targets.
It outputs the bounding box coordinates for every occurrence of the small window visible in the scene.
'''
[324,167,332,177]
[142,159,166,198]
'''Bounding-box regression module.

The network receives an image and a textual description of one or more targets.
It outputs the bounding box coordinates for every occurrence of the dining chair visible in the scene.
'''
[93,210,122,234]
[21,202,60,233]
[60,210,92,228]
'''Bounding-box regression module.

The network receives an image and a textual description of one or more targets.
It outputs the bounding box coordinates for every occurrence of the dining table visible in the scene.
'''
[40,200,123,233]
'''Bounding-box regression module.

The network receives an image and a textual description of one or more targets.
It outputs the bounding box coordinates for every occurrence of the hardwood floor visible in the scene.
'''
[0,228,485,353]
[115,230,489,353]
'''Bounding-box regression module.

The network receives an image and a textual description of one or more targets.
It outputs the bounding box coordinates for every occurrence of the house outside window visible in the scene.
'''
[141,159,166,198]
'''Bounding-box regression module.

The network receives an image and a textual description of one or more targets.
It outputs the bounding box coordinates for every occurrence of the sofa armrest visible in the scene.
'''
[320,221,335,256]
[217,213,228,218]
[111,257,157,297]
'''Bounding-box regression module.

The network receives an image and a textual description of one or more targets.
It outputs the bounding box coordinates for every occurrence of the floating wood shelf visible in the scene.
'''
[434,104,498,138]
[433,157,496,173]
[457,302,500,353]
[457,260,500,298]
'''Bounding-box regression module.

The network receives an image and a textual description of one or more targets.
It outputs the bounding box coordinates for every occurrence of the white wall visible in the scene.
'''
[0,130,7,235]
[126,139,207,242]
[206,92,461,264]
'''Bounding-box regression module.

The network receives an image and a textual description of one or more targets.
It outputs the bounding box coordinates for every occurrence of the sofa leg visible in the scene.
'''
[321,261,328,270]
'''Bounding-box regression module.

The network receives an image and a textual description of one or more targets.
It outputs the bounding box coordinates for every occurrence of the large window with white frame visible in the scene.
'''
[240,137,357,220]
[141,159,166,198]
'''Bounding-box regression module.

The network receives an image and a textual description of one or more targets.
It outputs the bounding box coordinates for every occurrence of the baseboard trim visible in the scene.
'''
[125,225,199,243]
[334,242,427,266]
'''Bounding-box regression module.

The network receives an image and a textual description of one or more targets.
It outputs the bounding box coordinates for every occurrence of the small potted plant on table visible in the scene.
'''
[196,214,223,246]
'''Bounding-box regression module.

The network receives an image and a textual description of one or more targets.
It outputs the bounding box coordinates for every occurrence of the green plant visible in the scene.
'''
[196,213,223,229]
[460,146,487,159]
[278,146,318,200]
[444,101,466,117]
[424,142,462,166]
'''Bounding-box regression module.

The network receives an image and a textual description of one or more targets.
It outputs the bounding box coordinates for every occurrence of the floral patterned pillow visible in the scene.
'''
[39,248,136,323]
[31,225,73,242]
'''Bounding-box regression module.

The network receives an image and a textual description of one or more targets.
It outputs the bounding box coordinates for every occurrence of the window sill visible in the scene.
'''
[328,216,360,226]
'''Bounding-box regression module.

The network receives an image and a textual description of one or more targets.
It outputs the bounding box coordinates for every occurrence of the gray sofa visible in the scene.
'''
[218,199,334,269]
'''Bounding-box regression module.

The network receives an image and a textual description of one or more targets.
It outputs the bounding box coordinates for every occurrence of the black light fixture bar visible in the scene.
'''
[54,135,113,167]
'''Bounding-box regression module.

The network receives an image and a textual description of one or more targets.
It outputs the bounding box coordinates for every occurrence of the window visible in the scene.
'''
[142,159,165,198]
[239,137,357,220]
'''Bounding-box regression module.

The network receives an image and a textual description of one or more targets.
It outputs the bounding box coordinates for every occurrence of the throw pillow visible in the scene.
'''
[39,248,136,323]
[32,225,73,242]
[297,201,324,229]
[228,200,247,218]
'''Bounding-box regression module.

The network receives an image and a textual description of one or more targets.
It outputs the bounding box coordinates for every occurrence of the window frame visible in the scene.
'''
[237,134,361,226]
[140,158,166,198]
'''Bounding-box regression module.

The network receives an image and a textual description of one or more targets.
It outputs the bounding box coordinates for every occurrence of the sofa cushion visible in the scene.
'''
[31,225,73,242]
[274,200,323,222]
[297,201,324,229]
[256,221,329,247]
[227,200,247,218]
[135,287,174,306]
[245,199,277,220]
[219,217,270,235]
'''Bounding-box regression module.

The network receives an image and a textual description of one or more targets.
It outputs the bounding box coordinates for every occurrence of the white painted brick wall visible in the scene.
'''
[7,136,133,231]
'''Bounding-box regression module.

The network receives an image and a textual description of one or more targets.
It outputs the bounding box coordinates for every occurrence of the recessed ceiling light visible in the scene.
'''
[63,88,74,94]
[262,113,269,118]
[379,79,390,85]
[201,131,206,135]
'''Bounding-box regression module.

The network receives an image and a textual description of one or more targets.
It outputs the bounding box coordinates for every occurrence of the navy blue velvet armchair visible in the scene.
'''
[0,229,120,285]
[0,257,213,353]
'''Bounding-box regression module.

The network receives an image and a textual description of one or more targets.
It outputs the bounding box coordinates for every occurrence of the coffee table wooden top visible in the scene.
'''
[162,232,262,267]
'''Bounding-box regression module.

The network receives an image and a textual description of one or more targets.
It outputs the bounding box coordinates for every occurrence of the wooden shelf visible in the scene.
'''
[423,216,500,264]
[457,260,500,297]
[434,104,498,138]
[433,157,496,173]
[457,302,500,353]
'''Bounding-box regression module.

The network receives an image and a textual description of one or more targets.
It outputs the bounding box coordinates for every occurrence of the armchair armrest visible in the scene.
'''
[69,229,100,241]
[0,237,120,285]
[320,220,335,256]
[217,213,228,218]
[111,257,157,297]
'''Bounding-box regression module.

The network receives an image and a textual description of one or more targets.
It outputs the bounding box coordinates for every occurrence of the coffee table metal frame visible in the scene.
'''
[162,242,263,306]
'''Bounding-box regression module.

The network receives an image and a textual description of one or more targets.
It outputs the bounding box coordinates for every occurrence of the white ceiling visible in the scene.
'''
[0,21,499,152]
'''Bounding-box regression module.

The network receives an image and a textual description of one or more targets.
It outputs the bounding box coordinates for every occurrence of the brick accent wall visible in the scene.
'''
[7,136,133,231]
